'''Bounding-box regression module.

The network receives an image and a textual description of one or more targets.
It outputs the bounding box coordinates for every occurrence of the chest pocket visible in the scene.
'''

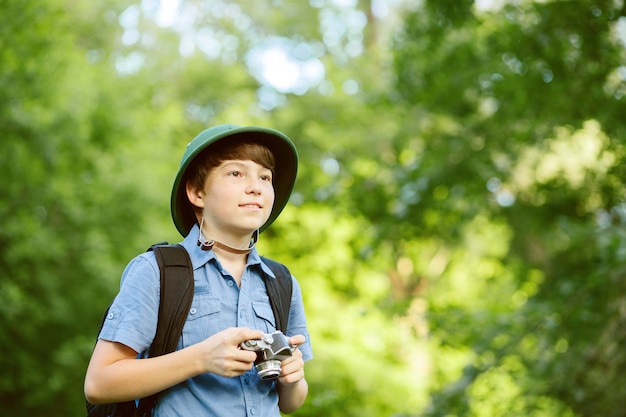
[180,294,222,348]
[252,302,276,333]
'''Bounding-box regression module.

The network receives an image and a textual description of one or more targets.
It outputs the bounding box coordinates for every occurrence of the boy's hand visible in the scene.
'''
[198,327,264,377]
[277,334,306,385]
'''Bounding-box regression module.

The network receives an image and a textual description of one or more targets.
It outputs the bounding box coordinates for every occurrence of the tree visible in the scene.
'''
[5,0,625,415]
[0,0,174,414]
[1,0,424,415]
[355,0,626,415]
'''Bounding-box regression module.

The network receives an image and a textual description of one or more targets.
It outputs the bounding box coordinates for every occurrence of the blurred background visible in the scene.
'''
[2,0,626,416]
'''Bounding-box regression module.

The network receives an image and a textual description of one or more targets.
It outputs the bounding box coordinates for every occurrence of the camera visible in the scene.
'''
[240,331,296,380]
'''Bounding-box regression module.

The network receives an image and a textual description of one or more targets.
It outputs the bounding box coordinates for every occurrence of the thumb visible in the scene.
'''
[287,334,306,347]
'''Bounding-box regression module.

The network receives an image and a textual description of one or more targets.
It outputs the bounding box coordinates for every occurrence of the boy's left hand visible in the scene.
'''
[278,334,306,385]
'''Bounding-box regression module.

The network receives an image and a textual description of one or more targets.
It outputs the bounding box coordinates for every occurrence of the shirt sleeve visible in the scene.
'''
[98,253,160,354]
[286,276,313,361]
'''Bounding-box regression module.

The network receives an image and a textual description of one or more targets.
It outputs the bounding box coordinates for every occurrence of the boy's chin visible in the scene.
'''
[233,223,264,236]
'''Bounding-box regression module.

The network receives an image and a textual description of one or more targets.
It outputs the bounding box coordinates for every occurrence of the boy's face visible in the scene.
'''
[192,159,275,237]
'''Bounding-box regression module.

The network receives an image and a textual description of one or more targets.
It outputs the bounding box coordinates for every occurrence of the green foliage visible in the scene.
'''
[385,1,626,416]
[0,0,171,414]
[260,205,428,417]
[2,0,626,416]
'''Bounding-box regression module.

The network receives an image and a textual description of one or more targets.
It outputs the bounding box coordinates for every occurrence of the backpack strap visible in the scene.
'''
[150,244,195,355]
[136,243,194,416]
[87,243,194,417]
[260,257,293,333]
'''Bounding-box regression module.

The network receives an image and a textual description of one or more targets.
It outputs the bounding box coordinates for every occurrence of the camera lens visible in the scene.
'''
[256,360,282,380]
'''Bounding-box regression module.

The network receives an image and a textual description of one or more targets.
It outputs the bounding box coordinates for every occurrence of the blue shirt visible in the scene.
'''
[99,224,313,417]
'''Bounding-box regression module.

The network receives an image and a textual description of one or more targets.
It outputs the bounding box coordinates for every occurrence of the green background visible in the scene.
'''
[1,0,626,415]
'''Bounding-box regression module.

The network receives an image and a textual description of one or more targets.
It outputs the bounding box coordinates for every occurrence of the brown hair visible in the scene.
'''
[185,138,276,194]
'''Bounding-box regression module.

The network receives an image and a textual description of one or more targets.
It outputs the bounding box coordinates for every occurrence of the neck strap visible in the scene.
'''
[197,219,259,254]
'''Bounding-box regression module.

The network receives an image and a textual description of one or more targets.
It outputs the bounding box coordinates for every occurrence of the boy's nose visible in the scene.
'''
[246,179,263,194]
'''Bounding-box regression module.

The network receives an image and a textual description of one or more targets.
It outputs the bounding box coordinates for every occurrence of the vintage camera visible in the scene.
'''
[240,331,296,380]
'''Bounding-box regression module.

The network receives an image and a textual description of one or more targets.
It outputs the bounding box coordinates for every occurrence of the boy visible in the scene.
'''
[85,124,312,416]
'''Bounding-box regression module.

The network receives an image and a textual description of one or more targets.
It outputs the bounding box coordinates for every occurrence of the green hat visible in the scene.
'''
[171,124,298,236]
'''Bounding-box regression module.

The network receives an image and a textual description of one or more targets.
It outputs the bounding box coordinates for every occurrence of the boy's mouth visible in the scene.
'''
[240,202,263,209]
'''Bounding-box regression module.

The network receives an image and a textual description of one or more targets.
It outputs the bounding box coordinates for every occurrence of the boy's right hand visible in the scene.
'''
[197,327,264,377]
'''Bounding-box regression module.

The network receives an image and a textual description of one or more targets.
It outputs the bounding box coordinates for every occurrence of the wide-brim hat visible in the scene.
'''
[171,124,298,236]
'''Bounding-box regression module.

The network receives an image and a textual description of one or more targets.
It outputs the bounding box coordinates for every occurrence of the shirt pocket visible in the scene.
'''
[252,301,276,333]
[180,294,222,348]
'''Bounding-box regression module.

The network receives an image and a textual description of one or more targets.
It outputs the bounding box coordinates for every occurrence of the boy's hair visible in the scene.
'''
[184,139,276,194]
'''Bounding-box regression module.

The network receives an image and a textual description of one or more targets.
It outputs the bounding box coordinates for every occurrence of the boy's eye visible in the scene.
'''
[261,174,272,182]
[229,171,242,177]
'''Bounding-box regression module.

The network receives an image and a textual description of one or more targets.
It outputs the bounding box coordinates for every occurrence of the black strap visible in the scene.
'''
[260,257,293,333]
[136,244,194,416]
[151,244,195,354]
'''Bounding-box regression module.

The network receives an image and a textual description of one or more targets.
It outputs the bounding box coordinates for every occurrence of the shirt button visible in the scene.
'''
[227,280,234,287]
[250,408,256,415]
[190,307,197,315]
[107,313,114,320]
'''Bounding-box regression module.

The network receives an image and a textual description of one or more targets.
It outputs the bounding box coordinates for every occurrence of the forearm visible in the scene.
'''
[85,327,262,404]
[277,377,309,414]
[85,342,204,404]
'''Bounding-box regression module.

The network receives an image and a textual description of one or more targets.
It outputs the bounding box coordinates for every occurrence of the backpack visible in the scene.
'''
[86,243,293,417]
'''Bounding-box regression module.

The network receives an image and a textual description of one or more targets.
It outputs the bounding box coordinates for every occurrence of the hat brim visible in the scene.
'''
[171,125,298,236]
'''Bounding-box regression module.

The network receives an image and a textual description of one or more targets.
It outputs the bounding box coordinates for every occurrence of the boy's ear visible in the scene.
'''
[186,182,205,209]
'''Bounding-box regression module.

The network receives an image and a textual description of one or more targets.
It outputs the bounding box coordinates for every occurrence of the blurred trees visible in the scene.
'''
[376,0,626,416]
[1,0,625,416]
[0,0,169,414]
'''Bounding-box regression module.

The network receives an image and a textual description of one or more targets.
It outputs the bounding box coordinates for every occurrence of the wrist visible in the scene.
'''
[186,343,210,375]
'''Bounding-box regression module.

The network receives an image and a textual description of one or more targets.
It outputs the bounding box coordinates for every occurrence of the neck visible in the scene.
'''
[199,238,253,254]
[197,225,258,255]
[212,244,248,286]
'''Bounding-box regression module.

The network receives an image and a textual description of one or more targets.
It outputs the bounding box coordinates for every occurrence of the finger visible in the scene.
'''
[280,350,303,372]
[228,327,265,345]
[278,364,304,385]
[222,359,256,377]
[283,347,302,363]
[287,334,306,346]
[233,349,258,363]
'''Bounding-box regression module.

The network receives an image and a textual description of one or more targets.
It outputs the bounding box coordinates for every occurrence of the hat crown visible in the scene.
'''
[180,124,240,168]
